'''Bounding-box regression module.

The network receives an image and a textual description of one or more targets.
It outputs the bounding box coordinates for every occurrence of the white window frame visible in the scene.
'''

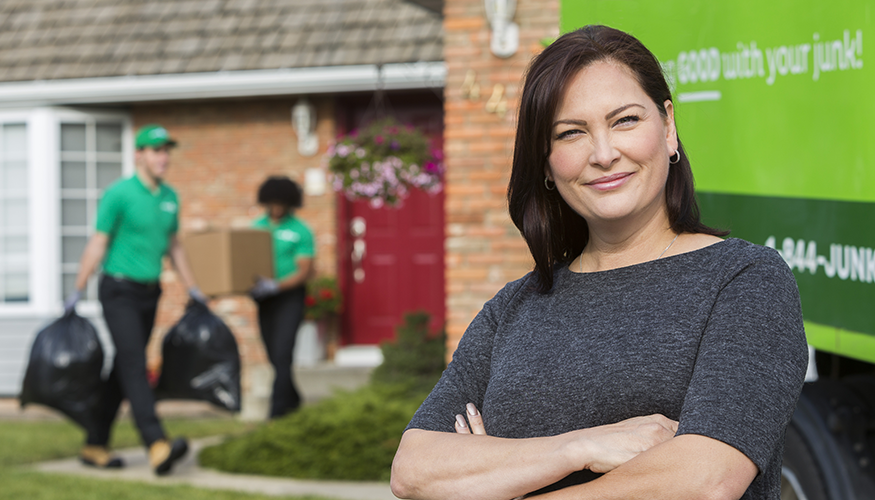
[0,113,32,308]
[0,107,133,319]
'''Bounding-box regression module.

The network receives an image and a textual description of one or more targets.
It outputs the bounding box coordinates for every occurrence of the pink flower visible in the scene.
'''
[374,135,384,144]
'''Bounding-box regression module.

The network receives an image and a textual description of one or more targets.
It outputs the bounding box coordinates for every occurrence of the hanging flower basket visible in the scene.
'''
[327,118,444,208]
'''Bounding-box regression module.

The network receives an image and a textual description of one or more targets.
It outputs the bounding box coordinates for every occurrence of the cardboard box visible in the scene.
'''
[184,229,273,297]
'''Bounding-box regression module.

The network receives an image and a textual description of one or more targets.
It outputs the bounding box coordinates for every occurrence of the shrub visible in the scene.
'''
[199,311,447,482]
[371,311,446,395]
[198,383,425,481]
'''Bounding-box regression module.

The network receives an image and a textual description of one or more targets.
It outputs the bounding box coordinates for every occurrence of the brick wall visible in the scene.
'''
[131,96,338,395]
[443,0,559,353]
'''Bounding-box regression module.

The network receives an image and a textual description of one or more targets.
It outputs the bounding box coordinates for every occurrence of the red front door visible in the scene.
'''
[338,93,445,345]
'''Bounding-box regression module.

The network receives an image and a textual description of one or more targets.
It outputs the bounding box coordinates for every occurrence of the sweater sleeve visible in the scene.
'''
[676,247,808,473]
[406,276,529,433]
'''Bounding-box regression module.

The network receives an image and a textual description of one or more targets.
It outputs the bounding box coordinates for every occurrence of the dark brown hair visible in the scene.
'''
[258,176,302,208]
[508,25,727,293]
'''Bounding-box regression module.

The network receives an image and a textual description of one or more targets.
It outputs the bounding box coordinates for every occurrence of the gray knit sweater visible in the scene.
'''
[408,238,808,499]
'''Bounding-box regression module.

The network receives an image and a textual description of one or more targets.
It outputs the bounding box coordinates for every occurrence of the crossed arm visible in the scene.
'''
[390,405,757,500]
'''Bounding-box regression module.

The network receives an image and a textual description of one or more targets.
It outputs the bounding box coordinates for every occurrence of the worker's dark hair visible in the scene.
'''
[257,176,303,208]
[508,25,728,293]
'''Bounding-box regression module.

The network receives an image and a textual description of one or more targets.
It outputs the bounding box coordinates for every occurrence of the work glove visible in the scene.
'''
[63,289,82,316]
[250,278,280,301]
[188,287,209,306]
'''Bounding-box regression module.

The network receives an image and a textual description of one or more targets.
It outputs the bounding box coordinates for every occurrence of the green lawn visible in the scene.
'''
[0,415,338,500]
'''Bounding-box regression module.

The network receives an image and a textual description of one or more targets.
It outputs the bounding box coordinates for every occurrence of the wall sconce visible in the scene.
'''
[292,98,318,157]
[484,0,519,58]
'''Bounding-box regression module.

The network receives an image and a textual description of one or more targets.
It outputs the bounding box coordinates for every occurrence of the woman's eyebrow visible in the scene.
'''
[552,118,586,128]
[605,103,645,120]
[553,103,646,128]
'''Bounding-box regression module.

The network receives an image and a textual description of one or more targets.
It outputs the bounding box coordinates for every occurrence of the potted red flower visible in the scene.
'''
[305,277,343,360]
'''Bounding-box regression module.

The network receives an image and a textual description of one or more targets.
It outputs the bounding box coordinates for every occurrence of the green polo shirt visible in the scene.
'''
[95,175,179,283]
[251,214,315,281]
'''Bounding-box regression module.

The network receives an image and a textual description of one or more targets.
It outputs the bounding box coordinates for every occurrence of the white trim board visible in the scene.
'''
[0,63,447,107]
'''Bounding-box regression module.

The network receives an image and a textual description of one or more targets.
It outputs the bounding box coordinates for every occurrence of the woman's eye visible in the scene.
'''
[555,129,583,140]
[614,115,640,126]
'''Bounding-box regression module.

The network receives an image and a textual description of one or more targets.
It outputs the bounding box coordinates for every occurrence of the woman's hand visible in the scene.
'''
[574,414,678,473]
[454,403,487,435]
[454,404,678,474]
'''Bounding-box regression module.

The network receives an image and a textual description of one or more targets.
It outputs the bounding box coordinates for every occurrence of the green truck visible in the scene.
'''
[562,2,873,498]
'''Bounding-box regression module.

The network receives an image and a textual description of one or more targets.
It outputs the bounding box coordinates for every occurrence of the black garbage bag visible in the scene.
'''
[19,311,106,431]
[155,301,241,412]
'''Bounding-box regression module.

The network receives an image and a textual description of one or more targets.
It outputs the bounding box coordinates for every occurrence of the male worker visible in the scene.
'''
[64,124,206,475]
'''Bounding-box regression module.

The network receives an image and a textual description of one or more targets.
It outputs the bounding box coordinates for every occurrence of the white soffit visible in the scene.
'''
[0,62,446,107]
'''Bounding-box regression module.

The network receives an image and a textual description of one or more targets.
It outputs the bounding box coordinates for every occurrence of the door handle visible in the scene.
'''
[350,217,367,283]
[352,239,366,263]
[350,217,366,237]
[351,238,366,283]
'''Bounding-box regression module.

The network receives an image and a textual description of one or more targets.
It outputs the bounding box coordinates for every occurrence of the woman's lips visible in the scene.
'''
[586,172,633,191]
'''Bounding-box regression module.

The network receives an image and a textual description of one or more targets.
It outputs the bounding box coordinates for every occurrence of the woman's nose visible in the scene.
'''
[589,135,620,169]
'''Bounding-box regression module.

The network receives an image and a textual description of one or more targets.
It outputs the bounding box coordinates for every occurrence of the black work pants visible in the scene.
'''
[257,286,305,419]
[88,275,166,447]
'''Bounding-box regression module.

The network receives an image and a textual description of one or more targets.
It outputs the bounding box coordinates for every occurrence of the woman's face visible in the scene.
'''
[546,60,678,231]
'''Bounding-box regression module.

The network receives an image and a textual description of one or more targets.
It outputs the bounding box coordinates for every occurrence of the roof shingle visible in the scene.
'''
[0,0,443,83]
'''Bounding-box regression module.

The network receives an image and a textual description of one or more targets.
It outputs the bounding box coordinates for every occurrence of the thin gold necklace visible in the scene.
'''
[579,233,680,273]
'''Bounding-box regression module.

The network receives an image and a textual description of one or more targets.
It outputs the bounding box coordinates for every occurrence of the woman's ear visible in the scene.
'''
[663,100,678,153]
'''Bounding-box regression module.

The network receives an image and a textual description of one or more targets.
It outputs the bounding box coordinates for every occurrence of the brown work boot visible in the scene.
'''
[148,437,189,475]
[79,445,124,469]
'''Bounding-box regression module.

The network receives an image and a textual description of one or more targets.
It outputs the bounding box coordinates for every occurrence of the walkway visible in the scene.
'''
[33,437,397,500]
[6,359,395,499]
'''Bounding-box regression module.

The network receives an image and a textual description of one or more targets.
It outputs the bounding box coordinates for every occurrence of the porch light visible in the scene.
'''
[485,0,519,58]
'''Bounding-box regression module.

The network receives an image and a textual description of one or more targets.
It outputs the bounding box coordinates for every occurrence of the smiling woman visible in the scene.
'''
[547,60,677,250]
[390,25,808,500]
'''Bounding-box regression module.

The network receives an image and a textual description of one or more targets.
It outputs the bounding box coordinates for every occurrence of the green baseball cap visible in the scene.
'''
[135,124,178,149]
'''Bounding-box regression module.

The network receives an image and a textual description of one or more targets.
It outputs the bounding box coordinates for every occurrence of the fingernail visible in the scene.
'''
[455,414,467,428]
[466,403,478,416]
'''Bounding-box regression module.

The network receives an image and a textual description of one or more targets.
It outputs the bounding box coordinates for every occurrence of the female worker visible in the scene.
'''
[250,176,315,419]
[390,25,807,500]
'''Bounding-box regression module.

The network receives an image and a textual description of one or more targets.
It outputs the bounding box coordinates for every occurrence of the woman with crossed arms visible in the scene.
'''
[391,25,807,500]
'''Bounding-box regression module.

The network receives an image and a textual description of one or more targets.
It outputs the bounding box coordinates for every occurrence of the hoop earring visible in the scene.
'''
[669,149,680,164]
[544,177,556,191]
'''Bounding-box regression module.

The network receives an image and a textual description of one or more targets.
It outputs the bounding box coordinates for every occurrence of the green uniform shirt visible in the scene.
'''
[251,214,315,281]
[95,175,179,283]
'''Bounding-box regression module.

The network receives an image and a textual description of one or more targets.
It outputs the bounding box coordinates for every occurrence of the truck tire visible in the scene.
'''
[782,380,875,500]
[783,422,828,500]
